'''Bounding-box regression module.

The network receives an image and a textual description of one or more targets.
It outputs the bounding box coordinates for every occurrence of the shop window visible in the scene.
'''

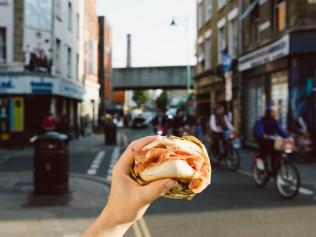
[271,71,288,129]
[0,28,6,63]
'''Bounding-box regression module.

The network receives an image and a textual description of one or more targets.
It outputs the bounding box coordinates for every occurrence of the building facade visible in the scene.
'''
[82,0,99,134]
[0,0,84,144]
[239,0,316,144]
[195,0,240,129]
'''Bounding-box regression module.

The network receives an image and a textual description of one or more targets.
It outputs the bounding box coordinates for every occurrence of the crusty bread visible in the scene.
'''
[140,159,197,182]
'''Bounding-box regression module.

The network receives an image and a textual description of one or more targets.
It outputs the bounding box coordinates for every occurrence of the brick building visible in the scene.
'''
[239,0,316,144]
[195,0,240,129]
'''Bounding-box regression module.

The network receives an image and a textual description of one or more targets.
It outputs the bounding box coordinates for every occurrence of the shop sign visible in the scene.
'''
[239,35,289,72]
[0,75,84,100]
[0,80,14,92]
[31,81,53,94]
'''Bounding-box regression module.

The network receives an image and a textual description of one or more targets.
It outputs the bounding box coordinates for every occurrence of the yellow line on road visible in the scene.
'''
[133,218,151,237]
[132,221,143,237]
[138,217,151,237]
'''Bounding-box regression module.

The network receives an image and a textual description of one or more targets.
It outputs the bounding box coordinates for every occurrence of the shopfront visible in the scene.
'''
[0,74,84,144]
[240,33,316,144]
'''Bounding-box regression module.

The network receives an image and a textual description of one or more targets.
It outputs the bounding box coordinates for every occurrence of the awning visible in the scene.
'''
[0,73,85,100]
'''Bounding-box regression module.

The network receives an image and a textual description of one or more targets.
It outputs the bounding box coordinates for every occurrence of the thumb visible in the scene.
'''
[141,179,177,203]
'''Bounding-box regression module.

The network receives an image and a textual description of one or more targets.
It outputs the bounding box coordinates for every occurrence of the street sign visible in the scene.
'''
[223,53,232,72]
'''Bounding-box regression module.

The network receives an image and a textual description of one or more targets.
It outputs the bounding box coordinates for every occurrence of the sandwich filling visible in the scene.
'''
[133,136,210,193]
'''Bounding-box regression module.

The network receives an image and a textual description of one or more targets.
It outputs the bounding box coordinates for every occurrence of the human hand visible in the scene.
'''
[82,136,177,237]
[103,136,177,224]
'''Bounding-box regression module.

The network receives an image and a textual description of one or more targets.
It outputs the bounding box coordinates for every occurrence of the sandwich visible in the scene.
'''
[131,135,211,200]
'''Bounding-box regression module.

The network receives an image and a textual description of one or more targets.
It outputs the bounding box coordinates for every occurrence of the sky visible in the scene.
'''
[96,0,197,68]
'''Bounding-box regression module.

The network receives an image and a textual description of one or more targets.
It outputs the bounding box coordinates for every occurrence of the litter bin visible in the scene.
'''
[33,132,69,194]
[104,122,117,145]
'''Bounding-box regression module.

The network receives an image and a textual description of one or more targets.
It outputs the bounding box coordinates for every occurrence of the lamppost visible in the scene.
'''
[170,17,191,98]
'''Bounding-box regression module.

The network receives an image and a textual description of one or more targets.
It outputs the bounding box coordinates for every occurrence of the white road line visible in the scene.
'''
[238,169,315,196]
[0,155,12,165]
[86,151,106,176]
[105,146,121,183]
[299,187,314,195]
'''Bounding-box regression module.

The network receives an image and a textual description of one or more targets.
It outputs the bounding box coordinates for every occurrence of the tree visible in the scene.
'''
[156,91,168,111]
[132,90,149,107]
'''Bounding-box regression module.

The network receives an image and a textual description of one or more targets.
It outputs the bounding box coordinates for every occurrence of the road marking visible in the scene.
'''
[133,221,143,237]
[86,151,106,176]
[238,169,315,196]
[105,146,120,183]
[0,155,12,165]
[138,217,151,237]
[133,218,151,237]
[299,187,314,195]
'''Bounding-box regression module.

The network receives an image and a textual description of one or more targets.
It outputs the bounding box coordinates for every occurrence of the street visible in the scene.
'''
[0,128,316,237]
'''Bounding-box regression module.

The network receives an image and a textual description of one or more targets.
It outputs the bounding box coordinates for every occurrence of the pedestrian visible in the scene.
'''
[113,114,127,146]
[41,112,56,132]
[56,113,71,138]
[81,136,177,237]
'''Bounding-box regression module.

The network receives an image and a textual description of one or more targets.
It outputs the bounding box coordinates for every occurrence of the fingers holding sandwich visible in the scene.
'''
[114,135,160,173]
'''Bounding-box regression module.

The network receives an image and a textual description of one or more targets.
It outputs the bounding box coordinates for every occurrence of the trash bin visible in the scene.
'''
[33,132,69,195]
[104,122,117,145]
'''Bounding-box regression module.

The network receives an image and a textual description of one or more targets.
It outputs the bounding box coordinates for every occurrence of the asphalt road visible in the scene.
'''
[0,128,316,237]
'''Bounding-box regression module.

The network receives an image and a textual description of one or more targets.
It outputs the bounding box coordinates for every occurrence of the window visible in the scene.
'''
[204,0,212,22]
[272,0,286,33]
[76,13,80,39]
[217,27,226,64]
[55,0,62,20]
[67,47,71,78]
[68,2,72,31]
[76,54,79,81]
[197,3,204,29]
[204,37,211,69]
[0,28,6,63]
[251,4,259,44]
[218,0,227,10]
[228,17,238,58]
[55,39,61,73]
[197,41,205,73]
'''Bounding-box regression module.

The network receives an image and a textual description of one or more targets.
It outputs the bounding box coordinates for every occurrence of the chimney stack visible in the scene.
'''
[126,34,131,68]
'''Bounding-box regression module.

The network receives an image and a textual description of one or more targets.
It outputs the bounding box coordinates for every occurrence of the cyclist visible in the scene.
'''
[255,106,289,175]
[209,103,235,156]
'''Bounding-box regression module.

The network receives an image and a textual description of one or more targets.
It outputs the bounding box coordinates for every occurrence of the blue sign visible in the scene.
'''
[31,81,53,94]
[223,53,232,72]
[0,81,14,91]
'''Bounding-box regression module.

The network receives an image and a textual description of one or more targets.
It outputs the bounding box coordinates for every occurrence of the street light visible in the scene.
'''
[170,17,191,98]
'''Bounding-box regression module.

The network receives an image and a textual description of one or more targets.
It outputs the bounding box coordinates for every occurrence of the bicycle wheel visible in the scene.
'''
[208,143,221,166]
[275,161,301,199]
[226,147,240,171]
[251,161,268,188]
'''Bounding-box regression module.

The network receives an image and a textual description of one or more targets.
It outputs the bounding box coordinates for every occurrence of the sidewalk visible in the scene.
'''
[0,173,134,237]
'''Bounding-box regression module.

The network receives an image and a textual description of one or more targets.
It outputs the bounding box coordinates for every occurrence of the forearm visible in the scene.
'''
[81,207,132,237]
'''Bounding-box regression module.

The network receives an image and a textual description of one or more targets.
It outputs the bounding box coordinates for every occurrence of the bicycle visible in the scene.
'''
[252,136,301,199]
[209,130,241,171]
